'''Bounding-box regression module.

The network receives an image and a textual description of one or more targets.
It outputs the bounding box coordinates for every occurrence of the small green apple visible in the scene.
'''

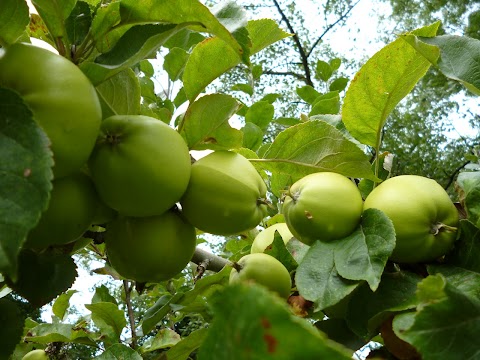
[229,253,292,298]
[250,223,294,253]
[22,349,49,360]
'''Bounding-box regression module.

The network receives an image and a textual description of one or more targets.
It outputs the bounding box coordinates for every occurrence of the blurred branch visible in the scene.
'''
[444,160,470,191]
[123,280,138,349]
[272,0,314,86]
[191,247,232,273]
[263,70,307,81]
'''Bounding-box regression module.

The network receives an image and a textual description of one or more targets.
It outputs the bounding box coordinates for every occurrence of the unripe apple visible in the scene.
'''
[180,151,268,235]
[250,223,294,253]
[88,115,191,217]
[24,172,98,249]
[22,349,49,360]
[364,175,459,263]
[229,253,292,298]
[282,172,363,245]
[105,209,196,283]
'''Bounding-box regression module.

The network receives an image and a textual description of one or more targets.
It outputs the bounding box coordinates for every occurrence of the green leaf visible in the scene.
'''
[0,0,29,46]
[226,238,250,255]
[346,271,422,340]
[446,220,480,272]
[264,232,298,273]
[96,68,141,117]
[118,0,247,59]
[141,294,179,335]
[82,23,186,85]
[0,298,25,360]
[329,58,341,72]
[84,302,127,345]
[315,318,366,352]
[357,152,394,198]
[28,13,55,48]
[164,29,205,51]
[285,238,310,264]
[211,2,250,62]
[260,93,281,104]
[397,274,480,360]
[197,283,353,359]
[329,77,349,92]
[142,268,231,335]
[334,209,396,291]
[26,323,96,346]
[139,59,155,77]
[242,122,264,151]
[164,328,209,360]
[52,289,78,320]
[247,18,291,54]
[231,83,254,96]
[32,0,76,41]
[258,120,379,181]
[245,101,274,130]
[181,94,243,150]
[95,343,142,360]
[342,23,439,147]
[295,240,361,310]
[455,172,480,227]
[5,249,77,308]
[140,328,181,353]
[296,85,321,104]
[90,1,121,53]
[164,47,189,81]
[316,60,333,81]
[274,117,301,127]
[252,63,263,79]
[66,0,92,46]
[91,285,118,305]
[428,264,480,302]
[406,35,480,95]
[0,89,53,281]
[183,18,290,100]
[309,91,340,116]
[176,266,231,312]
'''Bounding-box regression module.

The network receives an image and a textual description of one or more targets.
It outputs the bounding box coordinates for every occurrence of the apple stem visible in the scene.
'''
[231,261,243,272]
[431,222,458,235]
[257,198,274,209]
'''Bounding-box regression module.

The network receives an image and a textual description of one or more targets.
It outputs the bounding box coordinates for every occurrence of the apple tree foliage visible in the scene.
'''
[1,1,480,359]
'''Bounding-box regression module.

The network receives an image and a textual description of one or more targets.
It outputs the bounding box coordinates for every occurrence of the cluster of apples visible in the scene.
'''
[239,171,460,299]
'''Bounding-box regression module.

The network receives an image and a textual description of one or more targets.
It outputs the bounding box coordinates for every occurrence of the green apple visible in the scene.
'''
[88,115,191,217]
[180,151,268,235]
[24,172,98,249]
[229,253,292,298]
[282,172,363,245]
[363,175,459,263]
[0,43,101,178]
[105,209,196,283]
[22,350,49,360]
[250,223,294,253]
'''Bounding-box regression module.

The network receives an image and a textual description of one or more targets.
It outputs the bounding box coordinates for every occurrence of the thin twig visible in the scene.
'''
[306,0,362,58]
[272,0,313,86]
[123,280,138,349]
[194,259,211,282]
[444,160,470,191]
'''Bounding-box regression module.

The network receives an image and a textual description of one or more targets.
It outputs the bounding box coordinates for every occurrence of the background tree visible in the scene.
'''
[205,0,480,193]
